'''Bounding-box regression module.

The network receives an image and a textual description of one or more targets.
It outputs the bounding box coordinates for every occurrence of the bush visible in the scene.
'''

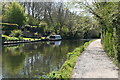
[18,37,23,40]
[27,16,39,26]
[102,30,115,58]
[11,30,22,37]
[2,35,19,41]
[38,22,48,34]
[2,23,18,35]
[4,2,27,26]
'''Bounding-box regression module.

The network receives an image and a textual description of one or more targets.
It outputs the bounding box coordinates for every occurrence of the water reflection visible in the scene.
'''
[2,40,85,78]
[47,41,61,46]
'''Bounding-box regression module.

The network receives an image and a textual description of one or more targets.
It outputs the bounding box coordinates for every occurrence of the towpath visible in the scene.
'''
[72,39,119,78]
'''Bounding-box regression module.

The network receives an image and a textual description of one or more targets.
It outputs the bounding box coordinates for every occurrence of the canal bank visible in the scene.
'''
[72,39,119,78]
[46,40,94,78]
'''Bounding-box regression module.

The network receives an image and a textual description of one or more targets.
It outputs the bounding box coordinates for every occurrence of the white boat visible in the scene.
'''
[47,41,61,46]
[49,35,62,41]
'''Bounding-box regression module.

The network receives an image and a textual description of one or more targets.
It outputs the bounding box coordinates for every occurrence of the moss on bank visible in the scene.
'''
[45,40,94,79]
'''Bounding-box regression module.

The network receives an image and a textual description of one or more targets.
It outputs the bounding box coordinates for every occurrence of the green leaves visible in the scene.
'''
[38,21,48,34]
[90,2,120,64]
[10,30,22,37]
[4,2,27,26]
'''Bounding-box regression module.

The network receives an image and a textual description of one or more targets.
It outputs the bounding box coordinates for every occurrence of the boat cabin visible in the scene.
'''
[49,35,62,41]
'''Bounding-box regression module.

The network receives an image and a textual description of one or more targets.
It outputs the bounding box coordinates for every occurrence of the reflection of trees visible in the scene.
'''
[23,45,67,77]
[3,54,25,77]
[23,40,85,77]
[62,40,85,52]
[3,40,85,77]
[3,44,24,56]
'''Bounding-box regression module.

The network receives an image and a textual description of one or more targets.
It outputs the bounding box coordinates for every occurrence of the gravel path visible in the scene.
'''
[72,39,119,78]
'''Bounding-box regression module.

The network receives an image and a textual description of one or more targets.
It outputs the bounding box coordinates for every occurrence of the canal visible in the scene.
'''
[2,40,87,78]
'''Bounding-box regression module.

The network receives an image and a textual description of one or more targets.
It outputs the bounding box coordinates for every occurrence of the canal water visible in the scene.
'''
[2,40,87,78]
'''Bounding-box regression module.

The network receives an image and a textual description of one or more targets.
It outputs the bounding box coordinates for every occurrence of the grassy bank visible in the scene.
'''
[102,30,120,68]
[2,35,41,41]
[45,40,94,79]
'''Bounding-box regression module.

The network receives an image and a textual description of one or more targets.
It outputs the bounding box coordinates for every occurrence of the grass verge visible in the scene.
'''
[45,40,94,79]
[2,35,41,41]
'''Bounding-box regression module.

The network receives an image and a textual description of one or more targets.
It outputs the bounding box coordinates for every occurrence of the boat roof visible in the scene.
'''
[51,35,61,36]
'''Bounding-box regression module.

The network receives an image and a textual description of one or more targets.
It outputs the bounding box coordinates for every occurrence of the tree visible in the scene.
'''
[4,2,27,26]
[38,21,48,35]
[20,2,99,39]
[80,2,119,62]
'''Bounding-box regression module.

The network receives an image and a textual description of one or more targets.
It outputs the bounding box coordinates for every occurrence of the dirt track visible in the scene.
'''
[72,39,119,78]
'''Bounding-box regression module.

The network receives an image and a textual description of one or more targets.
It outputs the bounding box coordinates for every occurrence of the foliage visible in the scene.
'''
[113,2,120,65]
[27,16,39,26]
[82,2,120,65]
[10,30,22,37]
[2,35,41,41]
[46,40,94,78]
[4,2,27,26]
[2,23,19,35]
[38,22,48,34]
[23,37,40,41]
[2,2,100,39]
[0,23,18,26]
[2,35,19,41]
[94,2,119,63]
[24,22,48,36]
[102,31,114,57]
[18,2,100,39]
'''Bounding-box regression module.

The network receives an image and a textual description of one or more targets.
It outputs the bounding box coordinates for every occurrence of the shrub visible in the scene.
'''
[38,22,48,34]
[4,2,27,26]
[102,31,115,58]
[2,35,19,41]
[2,23,18,35]
[11,30,22,37]
[27,16,39,26]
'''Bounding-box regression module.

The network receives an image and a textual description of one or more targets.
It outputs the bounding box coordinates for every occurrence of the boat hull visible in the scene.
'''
[49,39,62,41]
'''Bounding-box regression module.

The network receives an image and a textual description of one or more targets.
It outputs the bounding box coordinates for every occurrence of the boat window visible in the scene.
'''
[50,36,55,38]
[57,36,61,38]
